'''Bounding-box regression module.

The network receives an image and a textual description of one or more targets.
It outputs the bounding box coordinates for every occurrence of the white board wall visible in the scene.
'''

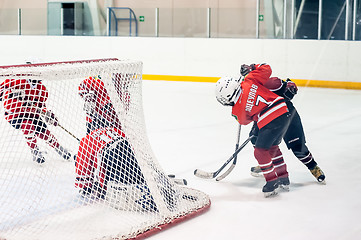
[0,35,360,82]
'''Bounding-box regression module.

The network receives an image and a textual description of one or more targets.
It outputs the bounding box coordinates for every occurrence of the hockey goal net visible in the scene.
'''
[0,59,210,240]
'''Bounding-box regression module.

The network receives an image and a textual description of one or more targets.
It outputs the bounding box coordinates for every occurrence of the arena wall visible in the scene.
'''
[0,35,360,88]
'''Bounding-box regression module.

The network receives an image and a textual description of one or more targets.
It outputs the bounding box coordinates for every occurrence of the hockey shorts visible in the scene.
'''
[253,113,291,149]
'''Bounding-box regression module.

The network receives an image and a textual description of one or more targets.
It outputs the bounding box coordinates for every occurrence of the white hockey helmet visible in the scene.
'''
[215,76,241,106]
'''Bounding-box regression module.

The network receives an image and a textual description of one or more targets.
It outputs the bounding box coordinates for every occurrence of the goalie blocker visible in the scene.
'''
[75,127,158,212]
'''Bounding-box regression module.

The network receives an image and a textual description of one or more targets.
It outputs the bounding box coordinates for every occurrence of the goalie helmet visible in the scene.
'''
[215,76,241,106]
[78,76,109,113]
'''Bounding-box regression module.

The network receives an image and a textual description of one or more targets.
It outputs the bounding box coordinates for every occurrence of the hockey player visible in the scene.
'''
[78,76,121,134]
[76,76,158,211]
[0,78,71,163]
[240,64,326,183]
[215,63,291,197]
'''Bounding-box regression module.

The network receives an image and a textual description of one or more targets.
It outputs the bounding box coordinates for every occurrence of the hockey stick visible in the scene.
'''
[194,135,254,179]
[40,111,81,142]
[57,123,81,142]
[216,124,242,181]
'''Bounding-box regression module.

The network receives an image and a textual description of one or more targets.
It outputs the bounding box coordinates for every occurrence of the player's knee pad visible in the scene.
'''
[269,145,282,158]
[254,147,272,165]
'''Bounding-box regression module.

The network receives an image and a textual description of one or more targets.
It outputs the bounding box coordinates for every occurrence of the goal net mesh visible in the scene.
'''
[0,59,210,240]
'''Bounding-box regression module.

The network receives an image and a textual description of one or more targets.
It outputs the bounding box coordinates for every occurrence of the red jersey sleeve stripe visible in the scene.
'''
[258,102,287,122]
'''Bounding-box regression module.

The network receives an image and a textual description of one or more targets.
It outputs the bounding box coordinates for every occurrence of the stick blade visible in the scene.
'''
[194,169,216,179]
[216,163,235,181]
[172,178,187,185]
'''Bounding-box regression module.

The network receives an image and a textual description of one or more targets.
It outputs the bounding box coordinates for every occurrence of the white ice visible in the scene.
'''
[142,80,361,240]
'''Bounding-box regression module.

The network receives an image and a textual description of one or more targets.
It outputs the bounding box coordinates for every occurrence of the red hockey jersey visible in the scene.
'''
[0,79,48,122]
[75,127,126,189]
[232,64,288,129]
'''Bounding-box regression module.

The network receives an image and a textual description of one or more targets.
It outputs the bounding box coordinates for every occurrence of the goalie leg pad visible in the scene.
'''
[106,182,158,212]
[102,137,146,186]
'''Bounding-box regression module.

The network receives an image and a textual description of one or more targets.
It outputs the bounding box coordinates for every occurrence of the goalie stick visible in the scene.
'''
[194,135,254,180]
[215,124,242,181]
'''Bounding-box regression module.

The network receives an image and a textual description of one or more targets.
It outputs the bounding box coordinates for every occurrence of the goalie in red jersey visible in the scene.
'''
[215,63,291,197]
[0,78,71,163]
[75,76,159,211]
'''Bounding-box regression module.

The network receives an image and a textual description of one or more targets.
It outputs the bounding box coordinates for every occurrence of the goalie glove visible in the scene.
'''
[240,64,256,76]
[43,110,59,126]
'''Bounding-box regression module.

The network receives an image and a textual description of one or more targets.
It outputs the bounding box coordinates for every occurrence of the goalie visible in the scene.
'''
[75,76,157,212]
[0,78,71,163]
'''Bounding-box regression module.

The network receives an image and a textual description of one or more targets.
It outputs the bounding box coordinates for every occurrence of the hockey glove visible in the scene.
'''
[240,64,256,76]
[283,78,298,100]
[249,122,259,145]
[43,110,59,126]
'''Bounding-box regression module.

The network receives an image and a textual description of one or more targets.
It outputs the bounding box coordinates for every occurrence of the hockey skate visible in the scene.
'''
[262,179,279,198]
[310,165,326,184]
[55,145,72,160]
[250,165,263,177]
[31,147,46,164]
[278,176,290,191]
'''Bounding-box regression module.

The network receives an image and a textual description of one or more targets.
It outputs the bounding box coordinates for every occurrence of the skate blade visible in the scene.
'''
[279,185,290,192]
[264,189,279,198]
[318,179,326,185]
[251,172,263,177]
